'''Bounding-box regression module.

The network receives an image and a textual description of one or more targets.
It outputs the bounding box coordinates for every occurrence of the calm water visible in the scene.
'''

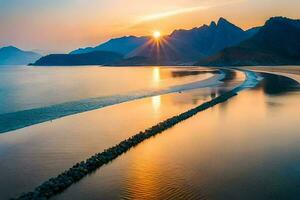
[0,66,220,133]
[53,71,300,200]
[1,67,299,200]
[0,67,242,199]
[0,66,214,114]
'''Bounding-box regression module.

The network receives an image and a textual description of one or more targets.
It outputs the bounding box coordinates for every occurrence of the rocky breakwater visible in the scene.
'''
[14,90,238,200]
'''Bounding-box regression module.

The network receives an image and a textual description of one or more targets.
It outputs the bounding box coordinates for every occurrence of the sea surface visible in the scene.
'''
[54,70,300,200]
[0,65,216,114]
[0,65,233,199]
[0,66,299,200]
[0,65,220,133]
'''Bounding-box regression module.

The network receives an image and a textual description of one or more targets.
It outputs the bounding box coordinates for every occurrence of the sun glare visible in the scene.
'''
[153,31,161,39]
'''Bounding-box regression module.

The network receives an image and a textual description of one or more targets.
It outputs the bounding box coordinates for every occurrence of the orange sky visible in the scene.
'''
[0,0,300,53]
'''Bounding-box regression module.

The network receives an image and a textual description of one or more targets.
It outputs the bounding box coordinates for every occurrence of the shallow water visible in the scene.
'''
[0,69,244,199]
[54,72,300,200]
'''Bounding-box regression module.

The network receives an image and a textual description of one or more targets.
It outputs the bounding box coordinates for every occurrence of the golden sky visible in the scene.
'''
[0,0,299,53]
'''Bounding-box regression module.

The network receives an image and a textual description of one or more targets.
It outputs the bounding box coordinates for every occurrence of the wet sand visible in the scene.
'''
[0,70,245,199]
[54,71,300,200]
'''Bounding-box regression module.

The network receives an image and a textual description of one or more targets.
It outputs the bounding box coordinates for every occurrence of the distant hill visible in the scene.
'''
[0,46,41,65]
[70,36,149,55]
[195,17,300,66]
[31,51,123,66]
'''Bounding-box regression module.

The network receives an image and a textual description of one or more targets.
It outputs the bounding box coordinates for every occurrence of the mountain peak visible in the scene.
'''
[0,46,20,51]
[195,16,300,67]
[217,17,232,26]
[266,16,289,25]
[215,17,244,33]
[0,46,41,65]
[265,16,300,28]
[209,21,217,28]
[218,17,228,22]
[268,16,290,22]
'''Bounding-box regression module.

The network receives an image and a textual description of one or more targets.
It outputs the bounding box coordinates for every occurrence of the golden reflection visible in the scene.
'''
[151,95,161,113]
[152,67,161,84]
[123,141,162,199]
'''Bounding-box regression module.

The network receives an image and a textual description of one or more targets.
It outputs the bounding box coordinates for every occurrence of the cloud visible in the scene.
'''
[136,0,246,23]
[137,6,208,22]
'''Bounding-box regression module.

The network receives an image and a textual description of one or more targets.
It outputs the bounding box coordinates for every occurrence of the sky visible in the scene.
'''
[0,0,300,53]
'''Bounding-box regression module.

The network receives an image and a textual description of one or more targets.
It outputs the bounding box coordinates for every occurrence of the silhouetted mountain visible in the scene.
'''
[119,18,255,65]
[70,36,149,55]
[195,17,300,66]
[31,51,123,66]
[0,46,41,65]
[245,26,261,37]
[70,18,256,66]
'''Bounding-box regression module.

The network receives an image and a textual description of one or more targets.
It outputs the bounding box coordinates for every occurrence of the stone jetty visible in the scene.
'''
[13,90,237,200]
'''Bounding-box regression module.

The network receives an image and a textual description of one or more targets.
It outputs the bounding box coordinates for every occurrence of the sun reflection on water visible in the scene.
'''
[152,67,161,84]
[151,95,161,113]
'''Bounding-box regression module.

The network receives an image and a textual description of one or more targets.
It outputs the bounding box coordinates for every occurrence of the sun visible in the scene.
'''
[153,31,161,39]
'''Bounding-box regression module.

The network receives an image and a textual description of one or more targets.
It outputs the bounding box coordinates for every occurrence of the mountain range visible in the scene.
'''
[125,18,258,65]
[195,17,300,66]
[70,18,258,65]
[0,46,41,65]
[31,16,300,67]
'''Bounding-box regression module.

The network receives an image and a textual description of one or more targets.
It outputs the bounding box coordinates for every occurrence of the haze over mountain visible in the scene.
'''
[195,17,300,66]
[31,51,123,66]
[0,46,41,65]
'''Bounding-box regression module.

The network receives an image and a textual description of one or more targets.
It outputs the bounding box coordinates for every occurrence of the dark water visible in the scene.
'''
[54,72,300,200]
